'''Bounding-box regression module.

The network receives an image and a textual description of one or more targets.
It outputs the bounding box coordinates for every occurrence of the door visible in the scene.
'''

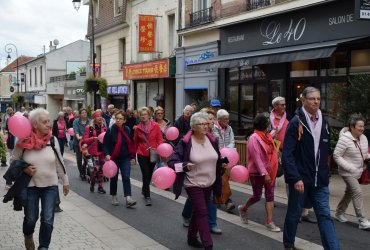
[288,81,311,115]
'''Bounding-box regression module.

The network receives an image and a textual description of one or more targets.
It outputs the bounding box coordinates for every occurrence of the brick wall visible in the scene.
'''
[87,0,127,37]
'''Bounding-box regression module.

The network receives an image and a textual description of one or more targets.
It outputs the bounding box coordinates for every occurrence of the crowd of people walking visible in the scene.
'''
[1,85,370,250]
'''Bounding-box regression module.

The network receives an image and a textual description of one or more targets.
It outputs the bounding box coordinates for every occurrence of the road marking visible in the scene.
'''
[64,152,322,250]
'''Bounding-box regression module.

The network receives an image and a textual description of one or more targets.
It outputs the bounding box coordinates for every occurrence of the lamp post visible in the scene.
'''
[4,43,19,92]
[72,0,99,109]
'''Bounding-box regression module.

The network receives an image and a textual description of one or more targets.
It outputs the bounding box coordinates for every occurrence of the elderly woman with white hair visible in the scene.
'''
[52,111,67,156]
[12,108,69,250]
[213,109,236,212]
[270,96,288,150]
[168,112,223,250]
[173,105,194,145]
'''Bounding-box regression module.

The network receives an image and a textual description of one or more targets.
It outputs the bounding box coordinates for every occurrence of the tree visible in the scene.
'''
[334,74,370,123]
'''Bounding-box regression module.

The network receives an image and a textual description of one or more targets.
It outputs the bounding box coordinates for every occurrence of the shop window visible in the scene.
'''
[256,83,268,114]
[240,84,254,128]
[321,51,348,76]
[350,49,370,74]
[321,82,346,127]
[228,67,239,81]
[228,85,239,131]
[254,65,267,79]
[240,66,253,80]
[291,59,318,77]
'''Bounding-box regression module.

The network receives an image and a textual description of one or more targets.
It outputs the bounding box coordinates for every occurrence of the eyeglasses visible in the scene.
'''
[155,112,164,115]
[306,97,321,101]
[195,123,209,127]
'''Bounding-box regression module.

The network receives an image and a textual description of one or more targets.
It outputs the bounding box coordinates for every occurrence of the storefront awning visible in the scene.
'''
[187,37,365,71]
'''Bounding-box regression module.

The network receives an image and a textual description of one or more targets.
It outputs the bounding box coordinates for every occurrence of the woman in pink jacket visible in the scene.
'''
[84,111,107,194]
[134,107,163,206]
[238,113,280,232]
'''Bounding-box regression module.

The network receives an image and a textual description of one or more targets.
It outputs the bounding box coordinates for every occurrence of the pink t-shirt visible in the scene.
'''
[184,137,218,188]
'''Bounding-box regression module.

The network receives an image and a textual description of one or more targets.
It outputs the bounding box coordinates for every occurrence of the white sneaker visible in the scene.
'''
[238,205,248,224]
[126,196,137,208]
[359,218,370,230]
[266,222,281,232]
[111,196,119,206]
[335,213,348,223]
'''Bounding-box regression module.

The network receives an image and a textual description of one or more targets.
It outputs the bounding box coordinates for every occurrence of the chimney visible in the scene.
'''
[49,41,56,51]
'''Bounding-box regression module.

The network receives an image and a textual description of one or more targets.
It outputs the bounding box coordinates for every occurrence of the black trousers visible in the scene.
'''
[74,144,87,176]
[137,154,156,198]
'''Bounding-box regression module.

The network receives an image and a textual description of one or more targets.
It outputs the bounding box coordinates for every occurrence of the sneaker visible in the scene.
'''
[335,212,348,223]
[210,226,222,235]
[266,222,281,232]
[238,205,248,224]
[97,187,106,194]
[187,237,203,248]
[359,218,370,230]
[54,205,63,213]
[112,196,119,206]
[90,184,94,192]
[301,213,317,224]
[145,197,152,206]
[183,217,189,227]
[126,196,137,208]
[226,201,236,213]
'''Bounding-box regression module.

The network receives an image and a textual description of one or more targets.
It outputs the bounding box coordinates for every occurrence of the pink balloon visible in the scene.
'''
[67,128,74,136]
[102,160,118,178]
[8,115,32,139]
[157,143,173,158]
[98,132,106,143]
[165,127,179,141]
[220,148,239,168]
[152,166,176,189]
[230,165,249,183]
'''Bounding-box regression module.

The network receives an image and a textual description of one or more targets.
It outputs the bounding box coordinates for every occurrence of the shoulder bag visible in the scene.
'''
[142,132,158,163]
[355,141,370,185]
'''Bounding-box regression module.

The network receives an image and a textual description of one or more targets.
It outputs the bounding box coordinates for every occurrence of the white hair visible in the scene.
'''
[183,105,194,112]
[58,111,64,117]
[190,112,208,127]
[108,104,115,109]
[217,109,229,119]
[272,96,285,107]
[29,108,49,126]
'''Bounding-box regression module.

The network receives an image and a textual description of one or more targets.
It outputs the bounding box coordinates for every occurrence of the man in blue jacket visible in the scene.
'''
[282,87,339,250]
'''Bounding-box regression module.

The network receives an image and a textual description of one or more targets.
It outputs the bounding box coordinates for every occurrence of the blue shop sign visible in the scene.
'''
[107,85,129,95]
[184,51,214,70]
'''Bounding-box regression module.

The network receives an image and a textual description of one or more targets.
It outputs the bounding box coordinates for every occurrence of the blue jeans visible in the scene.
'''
[182,193,218,228]
[110,159,132,197]
[283,184,340,250]
[23,186,58,249]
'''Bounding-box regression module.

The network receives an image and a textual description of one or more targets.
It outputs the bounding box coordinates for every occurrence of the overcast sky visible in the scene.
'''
[0,0,89,69]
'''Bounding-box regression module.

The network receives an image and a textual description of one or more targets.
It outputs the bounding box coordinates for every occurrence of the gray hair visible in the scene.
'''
[190,112,208,127]
[217,109,229,119]
[108,104,115,109]
[301,87,320,98]
[272,96,285,107]
[58,111,64,117]
[28,108,49,126]
[348,113,365,131]
[183,105,194,113]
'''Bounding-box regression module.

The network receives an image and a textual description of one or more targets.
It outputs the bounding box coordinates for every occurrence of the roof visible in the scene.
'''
[1,56,35,72]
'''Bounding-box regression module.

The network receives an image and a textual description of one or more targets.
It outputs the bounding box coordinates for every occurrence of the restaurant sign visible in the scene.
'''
[123,59,169,80]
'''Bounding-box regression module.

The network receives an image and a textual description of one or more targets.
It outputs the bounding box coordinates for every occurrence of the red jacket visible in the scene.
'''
[134,122,163,157]
[83,124,107,156]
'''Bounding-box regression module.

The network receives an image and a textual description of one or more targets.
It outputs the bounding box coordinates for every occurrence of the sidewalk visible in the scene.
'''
[232,173,370,220]
[0,165,168,250]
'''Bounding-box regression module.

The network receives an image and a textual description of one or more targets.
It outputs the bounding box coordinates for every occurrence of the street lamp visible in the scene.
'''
[4,43,19,93]
[72,0,99,109]
[72,0,95,78]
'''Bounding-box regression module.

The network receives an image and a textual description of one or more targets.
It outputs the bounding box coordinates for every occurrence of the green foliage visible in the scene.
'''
[334,74,370,123]
[329,127,340,153]
[83,77,108,98]
[12,92,24,104]
[0,133,7,162]
[86,105,93,118]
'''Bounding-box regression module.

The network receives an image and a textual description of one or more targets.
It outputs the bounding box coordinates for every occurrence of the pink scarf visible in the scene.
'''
[140,120,153,134]
[17,130,52,150]
[269,110,287,138]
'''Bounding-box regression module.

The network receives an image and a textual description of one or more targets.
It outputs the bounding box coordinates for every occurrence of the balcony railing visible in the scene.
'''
[189,7,213,28]
[49,72,86,83]
[247,0,271,11]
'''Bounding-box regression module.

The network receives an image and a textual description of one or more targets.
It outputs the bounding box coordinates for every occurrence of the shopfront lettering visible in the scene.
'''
[227,34,245,43]
[260,18,306,46]
[184,51,214,70]
[328,14,354,25]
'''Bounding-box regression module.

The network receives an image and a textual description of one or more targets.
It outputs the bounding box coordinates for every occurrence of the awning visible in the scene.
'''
[187,37,366,71]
